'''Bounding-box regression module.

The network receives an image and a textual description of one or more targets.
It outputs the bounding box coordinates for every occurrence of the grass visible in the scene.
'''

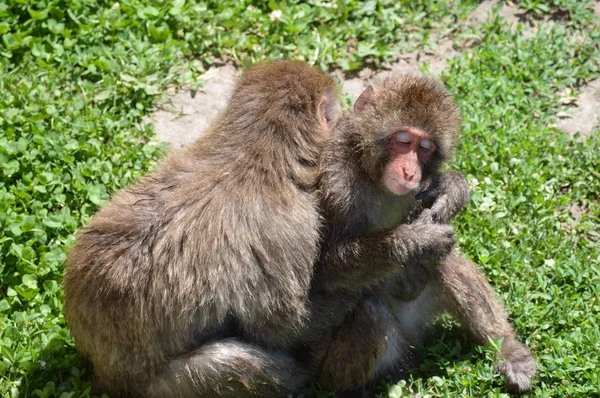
[0,0,599,397]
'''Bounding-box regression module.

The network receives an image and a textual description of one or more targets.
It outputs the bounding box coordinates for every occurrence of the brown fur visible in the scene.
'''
[310,75,535,394]
[63,60,341,397]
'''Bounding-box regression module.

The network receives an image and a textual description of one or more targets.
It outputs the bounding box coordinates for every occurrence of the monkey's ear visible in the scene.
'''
[354,85,375,113]
[318,96,329,131]
[318,93,340,132]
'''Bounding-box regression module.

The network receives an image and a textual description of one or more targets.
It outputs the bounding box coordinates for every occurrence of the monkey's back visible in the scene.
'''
[64,60,336,394]
[64,143,322,389]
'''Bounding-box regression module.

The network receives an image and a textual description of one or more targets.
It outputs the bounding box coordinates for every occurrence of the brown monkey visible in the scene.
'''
[63,60,342,398]
[309,75,535,394]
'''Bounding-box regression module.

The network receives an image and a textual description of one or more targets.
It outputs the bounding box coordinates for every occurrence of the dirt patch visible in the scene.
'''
[556,77,600,139]
[338,1,524,102]
[466,0,565,37]
[388,37,459,77]
[569,204,584,222]
[342,78,369,102]
[149,64,239,149]
[466,0,522,28]
[340,37,459,102]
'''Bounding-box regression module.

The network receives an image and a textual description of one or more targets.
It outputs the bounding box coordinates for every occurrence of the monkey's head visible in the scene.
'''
[347,74,460,196]
[206,61,342,190]
[228,61,341,149]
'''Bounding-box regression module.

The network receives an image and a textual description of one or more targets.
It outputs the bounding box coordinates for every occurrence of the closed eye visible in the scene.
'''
[419,139,432,150]
[395,132,411,144]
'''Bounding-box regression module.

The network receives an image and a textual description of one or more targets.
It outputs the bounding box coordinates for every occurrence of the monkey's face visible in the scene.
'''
[382,127,437,196]
[350,74,459,196]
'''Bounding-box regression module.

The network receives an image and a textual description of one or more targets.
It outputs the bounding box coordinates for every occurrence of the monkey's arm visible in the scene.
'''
[416,170,470,224]
[315,223,455,292]
[435,252,536,393]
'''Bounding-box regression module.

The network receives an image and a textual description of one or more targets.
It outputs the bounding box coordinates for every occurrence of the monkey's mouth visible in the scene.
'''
[386,176,419,196]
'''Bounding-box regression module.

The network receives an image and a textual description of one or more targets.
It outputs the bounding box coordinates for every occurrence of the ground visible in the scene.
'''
[150,0,600,147]
[2,1,598,396]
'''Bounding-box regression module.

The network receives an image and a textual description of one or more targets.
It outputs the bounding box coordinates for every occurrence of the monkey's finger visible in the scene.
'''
[429,196,451,223]
[415,177,444,200]
[415,187,440,201]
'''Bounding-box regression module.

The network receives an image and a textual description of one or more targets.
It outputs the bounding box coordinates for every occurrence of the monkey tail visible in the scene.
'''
[146,338,312,398]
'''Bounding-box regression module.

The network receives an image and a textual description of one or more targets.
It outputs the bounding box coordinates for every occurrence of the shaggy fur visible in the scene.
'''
[310,75,535,394]
[64,60,341,397]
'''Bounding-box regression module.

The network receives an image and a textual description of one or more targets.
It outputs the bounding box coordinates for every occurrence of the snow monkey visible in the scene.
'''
[310,75,536,395]
[64,60,342,398]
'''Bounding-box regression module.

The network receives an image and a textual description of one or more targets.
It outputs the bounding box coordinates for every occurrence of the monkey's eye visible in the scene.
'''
[395,132,412,144]
[419,139,433,150]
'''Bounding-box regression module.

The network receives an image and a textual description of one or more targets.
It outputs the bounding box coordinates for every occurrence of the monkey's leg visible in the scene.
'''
[316,286,444,393]
[147,338,312,398]
[315,298,383,391]
[436,252,536,394]
[315,297,414,392]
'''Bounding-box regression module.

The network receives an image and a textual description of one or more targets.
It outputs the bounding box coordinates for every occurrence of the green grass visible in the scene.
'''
[405,13,600,397]
[1,0,599,397]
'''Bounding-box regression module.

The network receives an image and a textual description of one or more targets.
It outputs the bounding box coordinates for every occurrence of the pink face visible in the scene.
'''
[383,127,436,196]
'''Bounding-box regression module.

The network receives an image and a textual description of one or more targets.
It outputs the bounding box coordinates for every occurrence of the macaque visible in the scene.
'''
[309,75,535,394]
[63,60,342,398]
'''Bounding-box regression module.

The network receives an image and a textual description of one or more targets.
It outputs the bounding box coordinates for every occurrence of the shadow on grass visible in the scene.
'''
[374,322,488,397]
[416,320,484,375]
[20,343,94,398]
[303,320,490,398]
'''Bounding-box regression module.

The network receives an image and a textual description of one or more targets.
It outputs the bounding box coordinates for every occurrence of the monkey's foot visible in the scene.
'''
[496,337,536,394]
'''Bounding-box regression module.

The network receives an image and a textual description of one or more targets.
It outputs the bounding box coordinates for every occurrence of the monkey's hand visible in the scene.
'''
[416,171,470,224]
[392,219,455,267]
[496,337,536,394]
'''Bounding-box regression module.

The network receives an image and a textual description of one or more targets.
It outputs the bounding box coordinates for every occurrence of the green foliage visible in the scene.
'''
[0,0,599,396]
[170,0,476,71]
[397,16,600,397]
[0,0,477,73]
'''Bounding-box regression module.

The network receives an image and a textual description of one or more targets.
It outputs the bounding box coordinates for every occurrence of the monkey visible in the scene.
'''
[306,75,536,395]
[63,60,343,398]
